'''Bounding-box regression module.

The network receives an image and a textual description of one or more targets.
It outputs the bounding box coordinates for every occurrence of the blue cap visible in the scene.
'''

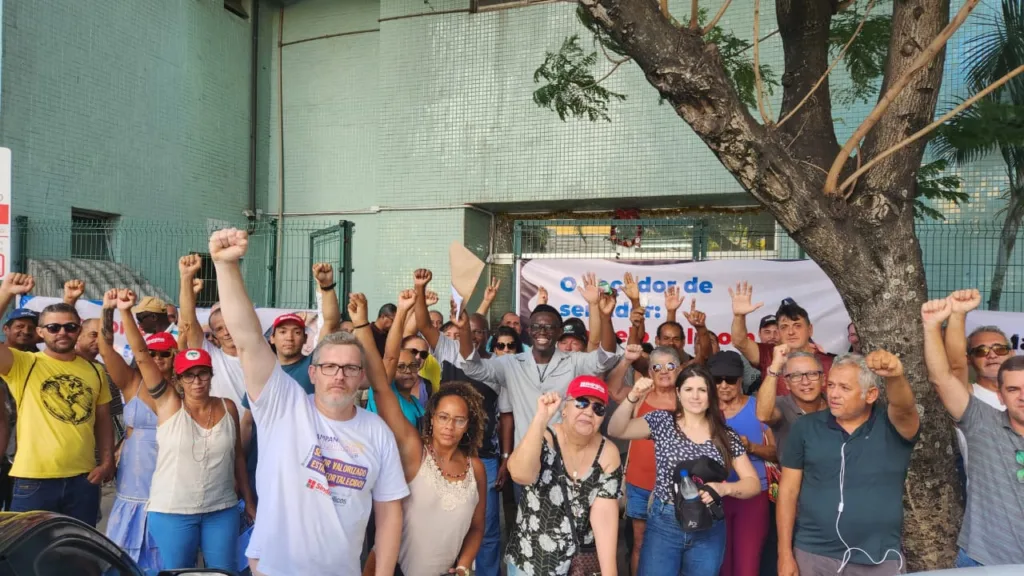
[5,308,39,325]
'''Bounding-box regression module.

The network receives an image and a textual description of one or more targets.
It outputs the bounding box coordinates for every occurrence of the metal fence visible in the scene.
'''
[510,217,1024,312]
[13,217,353,310]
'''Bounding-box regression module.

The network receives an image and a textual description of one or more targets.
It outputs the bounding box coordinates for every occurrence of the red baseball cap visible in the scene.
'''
[173,348,213,375]
[566,375,609,404]
[272,313,306,331]
[145,332,177,352]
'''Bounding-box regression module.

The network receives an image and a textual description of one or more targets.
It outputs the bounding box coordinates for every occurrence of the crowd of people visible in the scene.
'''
[0,227,1020,576]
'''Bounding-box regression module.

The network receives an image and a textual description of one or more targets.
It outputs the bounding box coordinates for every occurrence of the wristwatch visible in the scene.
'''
[501,452,510,460]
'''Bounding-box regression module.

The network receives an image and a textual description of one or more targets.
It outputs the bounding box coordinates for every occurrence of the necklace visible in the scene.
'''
[428,444,469,481]
[424,447,474,512]
[183,400,215,463]
[561,431,592,480]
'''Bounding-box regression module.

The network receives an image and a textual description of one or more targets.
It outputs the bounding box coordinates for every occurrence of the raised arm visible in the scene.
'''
[382,290,415,384]
[664,285,683,324]
[683,300,714,365]
[476,277,500,316]
[313,263,341,342]
[729,282,763,366]
[178,254,206,349]
[755,344,788,424]
[627,306,646,348]
[507,393,561,485]
[0,274,34,376]
[945,289,980,389]
[606,345,642,403]
[349,293,423,479]
[607,378,654,440]
[866,349,919,440]
[97,290,141,398]
[922,298,969,420]
[116,289,180,419]
[63,279,85,307]
[412,269,440,349]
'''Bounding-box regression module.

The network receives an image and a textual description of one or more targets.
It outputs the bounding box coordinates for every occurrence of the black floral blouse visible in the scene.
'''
[504,433,623,576]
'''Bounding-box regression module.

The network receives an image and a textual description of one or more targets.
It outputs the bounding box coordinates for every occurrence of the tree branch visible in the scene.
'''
[839,63,1024,195]
[701,0,732,35]
[753,0,773,124]
[824,0,980,196]
[689,0,699,29]
[660,0,668,17]
[591,57,632,86]
[777,0,878,128]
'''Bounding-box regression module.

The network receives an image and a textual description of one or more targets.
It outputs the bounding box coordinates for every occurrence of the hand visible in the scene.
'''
[629,306,646,328]
[179,254,203,278]
[778,553,800,576]
[483,277,501,301]
[413,268,433,289]
[578,272,601,305]
[728,281,763,316]
[598,293,617,318]
[866,349,904,378]
[624,343,643,363]
[102,289,119,310]
[192,278,204,295]
[425,290,439,307]
[348,293,369,325]
[920,298,952,328]
[115,289,136,311]
[537,286,549,305]
[682,300,706,328]
[209,228,249,263]
[0,273,34,296]
[948,288,981,314]
[449,299,468,329]
[64,279,85,301]
[632,377,654,397]
[700,481,723,505]
[771,343,790,371]
[244,501,257,524]
[739,435,751,451]
[622,272,640,303]
[312,263,335,288]
[664,285,683,312]
[397,289,416,312]
[534,392,562,422]
[494,459,511,492]
[87,460,114,485]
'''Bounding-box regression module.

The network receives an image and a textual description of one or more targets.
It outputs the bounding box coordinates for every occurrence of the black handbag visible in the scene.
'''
[671,457,726,532]
[549,428,602,576]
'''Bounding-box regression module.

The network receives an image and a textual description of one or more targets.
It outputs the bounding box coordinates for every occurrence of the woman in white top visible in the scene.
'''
[354,291,487,576]
[116,289,255,571]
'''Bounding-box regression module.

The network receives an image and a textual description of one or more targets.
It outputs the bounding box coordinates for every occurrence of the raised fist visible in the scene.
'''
[179,254,203,278]
[413,269,433,288]
[64,279,86,301]
[629,306,646,328]
[948,289,981,314]
[537,286,549,306]
[535,392,562,422]
[102,289,119,309]
[348,293,369,326]
[624,343,643,363]
[425,290,439,307]
[397,289,416,312]
[632,377,654,396]
[664,285,683,313]
[115,289,136,311]
[682,300,706,328]
[771,343,791,370]
[192,278,204,295]
[209,228,249,263]
[483,277,501,302]
[312,263,334,288]
[920,298,952,328]
[728,282,764,317]
[866,349,904,378]
[1,273,34,296]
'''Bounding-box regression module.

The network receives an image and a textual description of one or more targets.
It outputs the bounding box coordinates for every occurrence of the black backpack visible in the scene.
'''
[671,457,727,532]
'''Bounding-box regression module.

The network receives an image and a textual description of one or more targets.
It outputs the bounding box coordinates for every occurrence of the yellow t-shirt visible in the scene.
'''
[5,349,112,478]
[419,354,442,394]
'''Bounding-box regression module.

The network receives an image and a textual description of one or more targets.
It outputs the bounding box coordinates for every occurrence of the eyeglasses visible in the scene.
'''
[148,350,173,359]
[651,362,678,373]
[784,371,823,384]
[43,323,81,334]
[396,363,417,374]
[435,412,469,429]
[494,342,516,351]
[573,397,607,417]
[1015,450,1024,484]
[404,349,428,360]
[530,323,556,334]
[179,371,213,383]
[316,363,363,377]
[970,344,1012,358]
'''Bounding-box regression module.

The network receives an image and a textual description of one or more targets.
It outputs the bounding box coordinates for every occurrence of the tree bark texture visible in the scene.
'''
[574,0,961,568]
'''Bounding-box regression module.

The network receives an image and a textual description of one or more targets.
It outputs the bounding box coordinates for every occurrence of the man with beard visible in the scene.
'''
[0,276,40,512]
[0,273,114,525]
[210,228,406,576]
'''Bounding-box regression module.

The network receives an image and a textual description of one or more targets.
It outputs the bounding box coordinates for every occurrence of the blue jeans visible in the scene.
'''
[475,457,501,576]
[624,482,652,520]
[955,548,982,568]
[639,500,726,576]
[11,474,100,526]
[147,506,239,571]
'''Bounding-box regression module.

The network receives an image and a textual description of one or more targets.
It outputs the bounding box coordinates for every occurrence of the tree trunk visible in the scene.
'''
[575,0,961,568]
[987,189,1024,311]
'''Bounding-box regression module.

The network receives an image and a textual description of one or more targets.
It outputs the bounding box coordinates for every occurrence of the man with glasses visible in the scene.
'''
[922,297,1024,568]
[755,346,828,462]
[0,274,114,525]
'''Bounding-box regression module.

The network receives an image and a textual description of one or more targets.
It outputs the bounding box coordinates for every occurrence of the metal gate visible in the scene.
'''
[307,221,354,309]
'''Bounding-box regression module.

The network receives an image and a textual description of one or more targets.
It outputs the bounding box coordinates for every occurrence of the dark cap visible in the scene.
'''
[708,351,745,381]
[759,315,777,330]
[5,308,39,326]
[559,318,588,346]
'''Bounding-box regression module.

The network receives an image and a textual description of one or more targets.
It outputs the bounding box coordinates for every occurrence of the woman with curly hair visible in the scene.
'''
[358,290,487,576]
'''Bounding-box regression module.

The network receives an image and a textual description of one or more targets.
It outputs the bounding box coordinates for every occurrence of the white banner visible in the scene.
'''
[964,310,1024,353]
[519,259,853,354]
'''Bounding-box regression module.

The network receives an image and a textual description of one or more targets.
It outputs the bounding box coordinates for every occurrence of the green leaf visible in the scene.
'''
[531,34,627,122]
[914,159,968,220]
[829,5,892,105]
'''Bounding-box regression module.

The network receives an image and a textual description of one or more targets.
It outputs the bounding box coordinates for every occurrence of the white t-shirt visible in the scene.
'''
[956,383,1005,469]
[246,365,409,576]
[203,340,247,410]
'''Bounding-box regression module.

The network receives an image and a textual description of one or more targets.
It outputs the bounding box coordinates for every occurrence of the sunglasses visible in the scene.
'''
[404,349,428,360]
[573,397,607,417]
[651,362,678,373]
[148,350,174,359]
[43,323,81,334]
[1016,450,1024,484]
[530,323,557,334]
[969,344,1012,358]
[179,371,213,383]
[494,342,516,351]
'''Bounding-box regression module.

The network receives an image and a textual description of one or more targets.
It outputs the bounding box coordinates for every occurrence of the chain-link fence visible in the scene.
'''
[13,217,353,310]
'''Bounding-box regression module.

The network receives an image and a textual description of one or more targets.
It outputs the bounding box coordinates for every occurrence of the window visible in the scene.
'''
[225,0,249,18]
[190,251,218,308]
[71,209,118,261]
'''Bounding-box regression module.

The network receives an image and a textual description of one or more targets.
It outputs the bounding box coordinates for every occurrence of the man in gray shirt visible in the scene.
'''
[754,346,827,462]
[922,297,1024,567]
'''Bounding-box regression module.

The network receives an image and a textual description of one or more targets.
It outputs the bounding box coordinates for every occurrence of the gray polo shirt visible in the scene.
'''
[770,395,820,463]
[462,346,620,447]
[956,396,1024,565]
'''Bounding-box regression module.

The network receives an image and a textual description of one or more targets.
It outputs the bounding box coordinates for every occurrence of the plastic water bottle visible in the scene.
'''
[678,470,700,501]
